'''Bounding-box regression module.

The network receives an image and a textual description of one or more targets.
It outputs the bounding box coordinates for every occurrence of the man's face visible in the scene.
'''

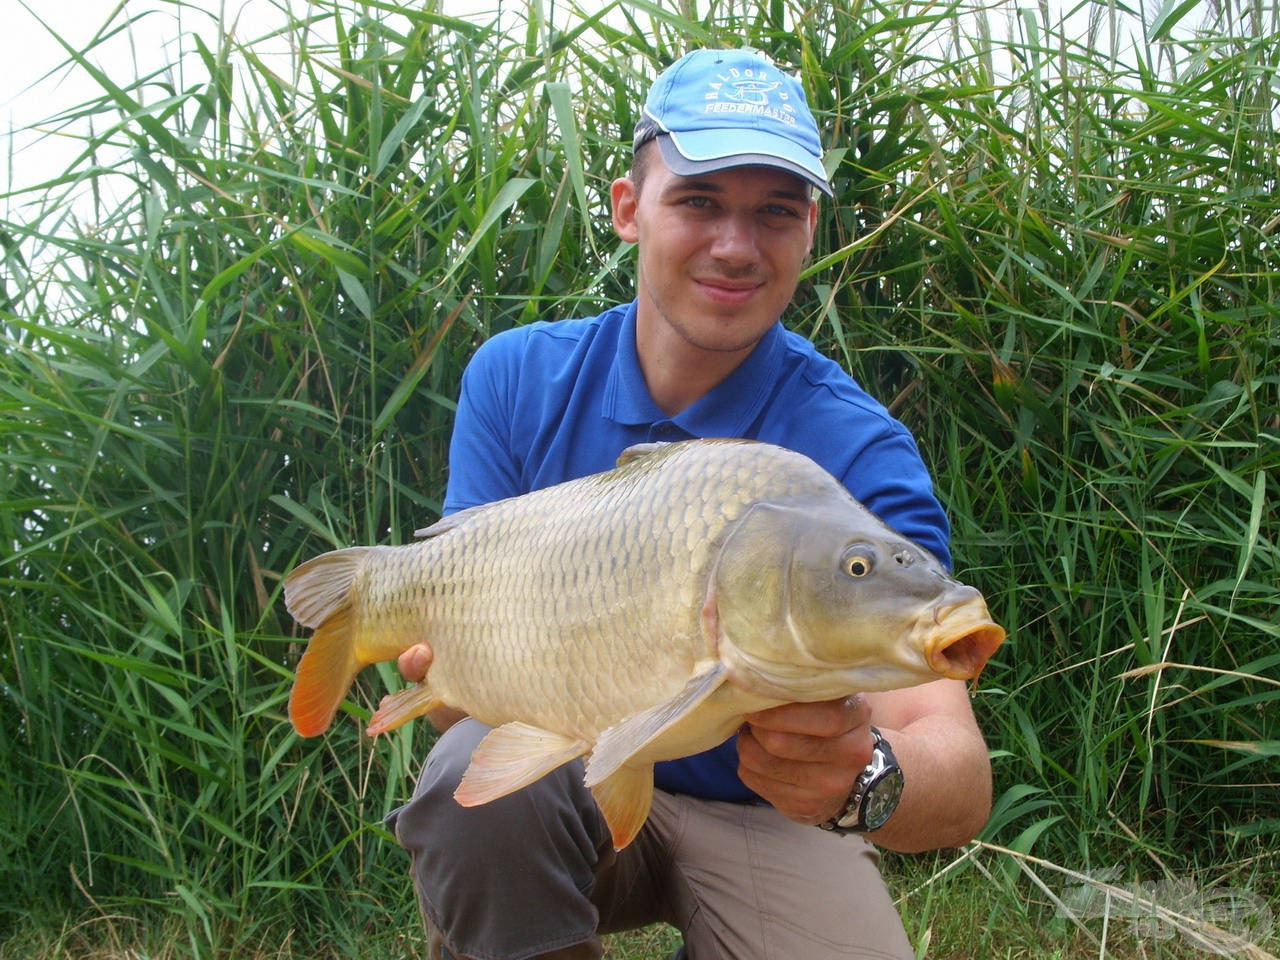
[611,149,818,359]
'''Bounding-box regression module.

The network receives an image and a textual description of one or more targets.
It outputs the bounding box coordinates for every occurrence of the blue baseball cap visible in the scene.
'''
[633,48,833,197]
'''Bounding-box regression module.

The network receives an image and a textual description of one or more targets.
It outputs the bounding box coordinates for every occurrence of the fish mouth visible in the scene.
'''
[925,597,1006,680]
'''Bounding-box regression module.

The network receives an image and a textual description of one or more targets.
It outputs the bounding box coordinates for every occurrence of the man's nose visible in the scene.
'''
[709,214,759,263]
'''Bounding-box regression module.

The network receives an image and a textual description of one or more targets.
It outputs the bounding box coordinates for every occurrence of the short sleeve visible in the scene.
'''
[836,428,952,571]
[441,335,524,515]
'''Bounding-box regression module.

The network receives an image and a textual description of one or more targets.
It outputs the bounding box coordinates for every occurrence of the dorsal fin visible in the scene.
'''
[615,442,667,467]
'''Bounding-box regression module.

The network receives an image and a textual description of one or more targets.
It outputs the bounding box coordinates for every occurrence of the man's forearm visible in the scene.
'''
[863,709,992,853]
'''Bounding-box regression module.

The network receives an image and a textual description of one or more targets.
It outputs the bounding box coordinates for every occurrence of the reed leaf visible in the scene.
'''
[2,0,1276,953]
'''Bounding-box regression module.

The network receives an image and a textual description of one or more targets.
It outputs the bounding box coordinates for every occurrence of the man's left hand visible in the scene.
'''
[737,696,874,826]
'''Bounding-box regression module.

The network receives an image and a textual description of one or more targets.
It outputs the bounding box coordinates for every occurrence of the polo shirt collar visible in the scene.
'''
[603,299,786,437]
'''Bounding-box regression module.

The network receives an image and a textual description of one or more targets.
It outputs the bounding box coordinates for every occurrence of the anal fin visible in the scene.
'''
[366,682,443,736]
[454,722,590,806]
[590,764,655,850]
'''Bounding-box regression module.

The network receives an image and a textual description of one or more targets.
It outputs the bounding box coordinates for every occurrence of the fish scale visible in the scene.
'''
[284,438,1006,848]
[435,483,685,728]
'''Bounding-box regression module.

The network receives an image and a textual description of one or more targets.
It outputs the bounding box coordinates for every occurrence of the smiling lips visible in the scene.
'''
[695,273,766,305]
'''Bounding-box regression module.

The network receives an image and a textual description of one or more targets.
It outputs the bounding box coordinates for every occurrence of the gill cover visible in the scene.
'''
[710,501,808,672]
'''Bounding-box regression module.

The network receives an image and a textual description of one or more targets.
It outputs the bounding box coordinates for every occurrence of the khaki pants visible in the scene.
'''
[388,719,913,960]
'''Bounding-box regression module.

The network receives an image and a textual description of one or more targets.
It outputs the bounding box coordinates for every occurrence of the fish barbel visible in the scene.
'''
[285,438,1005,847]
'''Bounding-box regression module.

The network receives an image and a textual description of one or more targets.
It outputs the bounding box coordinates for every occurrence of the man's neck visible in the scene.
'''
[635,333,758,417]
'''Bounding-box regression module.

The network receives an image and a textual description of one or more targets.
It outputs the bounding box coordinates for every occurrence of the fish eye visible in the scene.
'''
[842,546,876,578]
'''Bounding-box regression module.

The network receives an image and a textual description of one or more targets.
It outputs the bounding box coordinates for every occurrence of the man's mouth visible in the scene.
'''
[696,277,765,303]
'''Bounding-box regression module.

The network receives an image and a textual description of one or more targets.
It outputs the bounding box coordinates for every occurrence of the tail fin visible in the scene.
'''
[284,547,374,737]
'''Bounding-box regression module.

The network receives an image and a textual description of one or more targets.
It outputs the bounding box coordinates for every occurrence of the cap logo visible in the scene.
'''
[639,50,832,195]
[704,67,797,127]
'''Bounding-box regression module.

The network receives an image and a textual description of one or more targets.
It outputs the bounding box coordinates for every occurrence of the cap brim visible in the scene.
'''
[657,132,833,197]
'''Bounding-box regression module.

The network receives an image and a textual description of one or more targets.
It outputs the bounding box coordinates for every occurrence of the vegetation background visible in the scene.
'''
[1,0,1276,957]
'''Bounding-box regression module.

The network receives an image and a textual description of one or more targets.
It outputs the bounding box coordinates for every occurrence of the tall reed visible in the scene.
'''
[2,0,1276,953]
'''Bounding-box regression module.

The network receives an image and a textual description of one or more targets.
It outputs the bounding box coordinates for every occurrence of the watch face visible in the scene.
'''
[861,768,905,831]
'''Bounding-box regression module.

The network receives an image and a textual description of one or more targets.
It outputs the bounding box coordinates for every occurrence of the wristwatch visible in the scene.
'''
[818,727,903,835]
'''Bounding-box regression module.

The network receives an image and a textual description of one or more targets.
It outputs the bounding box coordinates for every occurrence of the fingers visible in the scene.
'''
[741,721,865,765]
[745,694,871,740]
[737,726,858,823]
[396,643,433,682]
[737,709,872,777]
[736,697,878,824]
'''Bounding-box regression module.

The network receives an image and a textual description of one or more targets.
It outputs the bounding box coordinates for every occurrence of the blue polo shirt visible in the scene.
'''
[441,300,950,802]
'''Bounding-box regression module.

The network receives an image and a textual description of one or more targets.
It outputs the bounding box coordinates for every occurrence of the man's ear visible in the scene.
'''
[611,177,640,244]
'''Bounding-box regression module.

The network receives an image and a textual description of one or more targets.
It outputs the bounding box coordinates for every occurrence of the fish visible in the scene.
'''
[284,438,1005,848]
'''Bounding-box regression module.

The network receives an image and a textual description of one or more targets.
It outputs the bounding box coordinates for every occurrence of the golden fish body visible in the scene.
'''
[285,438,1005,847]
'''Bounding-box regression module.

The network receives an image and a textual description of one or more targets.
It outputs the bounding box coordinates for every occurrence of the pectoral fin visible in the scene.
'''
[590,765,654,850]
[366,682,443,736]
[584,662,726,788]
[454,722,591,806]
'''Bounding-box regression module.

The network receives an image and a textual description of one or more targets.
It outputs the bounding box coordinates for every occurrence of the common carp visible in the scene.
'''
[285,438,1004,848]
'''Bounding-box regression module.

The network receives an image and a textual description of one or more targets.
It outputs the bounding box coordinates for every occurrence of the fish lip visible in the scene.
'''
[925,598,1006,680]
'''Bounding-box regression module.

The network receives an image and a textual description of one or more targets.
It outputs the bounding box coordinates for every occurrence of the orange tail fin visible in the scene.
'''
[284,547,374,737]
[289,611,363,736]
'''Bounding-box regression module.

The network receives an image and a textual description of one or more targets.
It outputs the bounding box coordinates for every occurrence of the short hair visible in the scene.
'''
[629,138,656,194]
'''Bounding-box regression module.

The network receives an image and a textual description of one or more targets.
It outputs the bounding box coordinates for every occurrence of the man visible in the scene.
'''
[388,47,992,960]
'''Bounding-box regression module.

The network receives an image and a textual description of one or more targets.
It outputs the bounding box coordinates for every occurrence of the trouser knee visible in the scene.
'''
[388,719,609,960]
[393,718,599,861]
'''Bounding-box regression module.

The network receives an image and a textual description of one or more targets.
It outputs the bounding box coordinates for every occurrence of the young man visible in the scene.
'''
[388,48,993,960]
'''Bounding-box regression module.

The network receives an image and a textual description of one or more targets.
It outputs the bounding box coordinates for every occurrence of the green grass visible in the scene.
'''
[3,852,1274,959]
[2,0,1277,956]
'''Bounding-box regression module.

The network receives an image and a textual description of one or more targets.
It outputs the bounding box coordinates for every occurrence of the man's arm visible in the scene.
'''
[737,680,992,852]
